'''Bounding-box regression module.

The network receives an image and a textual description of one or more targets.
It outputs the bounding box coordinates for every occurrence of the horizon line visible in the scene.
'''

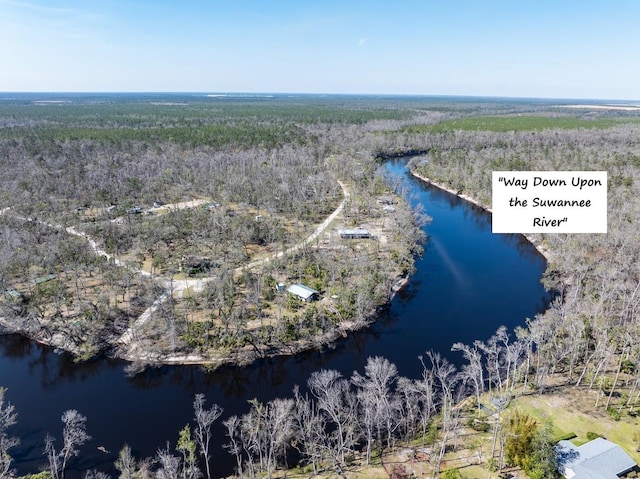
[0,91,639,103]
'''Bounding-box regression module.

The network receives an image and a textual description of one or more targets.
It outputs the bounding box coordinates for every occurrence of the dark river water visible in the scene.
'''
[0,159,551,478]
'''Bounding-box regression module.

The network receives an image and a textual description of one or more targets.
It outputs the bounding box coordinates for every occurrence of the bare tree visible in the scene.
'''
[60,410,91,478]
[478,326,508,394]
[426,351,459,478]
[45,434,61,479]
[292,386,325,475]
[0,387,19,478]
[84,470,111,479]
[451,341,484,404]
[45,410,91,479]
[264,398,295,476]
[308,369,357,468]
[155,442,181,479]
[415,356,437,445]
[395,376,420,445]
[222,416,243,477]
[239,398,294,478]
[192,394,222,479]
[352,356,400,462]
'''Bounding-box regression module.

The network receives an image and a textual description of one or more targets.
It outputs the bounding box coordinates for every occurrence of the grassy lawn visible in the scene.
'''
[513,391,640,463]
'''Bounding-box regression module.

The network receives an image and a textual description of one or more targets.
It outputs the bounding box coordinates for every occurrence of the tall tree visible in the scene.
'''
[503,409,538,471]
[192,394,222,479]
[351,356,400,462]
[60,410,91,479]
[426,351,459,478]
[291,386,325,475]
[155,442,181,479]
[451,341,484,404]
[222,416,243,478]
[45,409,91,479]
[307,369,357,468]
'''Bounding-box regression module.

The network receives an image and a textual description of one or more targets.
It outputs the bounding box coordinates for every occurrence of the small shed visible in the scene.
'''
[286,283,319,302]
[338,228,371,239]
[4,289,24,302]
[32,274,57,285]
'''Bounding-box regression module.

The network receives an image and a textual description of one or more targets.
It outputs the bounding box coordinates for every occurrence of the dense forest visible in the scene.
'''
[1,94,640,478]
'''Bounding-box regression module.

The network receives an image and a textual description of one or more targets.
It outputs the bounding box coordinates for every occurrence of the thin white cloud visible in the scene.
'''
[358,37,367,47]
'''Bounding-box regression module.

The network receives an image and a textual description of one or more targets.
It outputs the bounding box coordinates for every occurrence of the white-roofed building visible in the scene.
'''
[338,228,371,239]
[286,283,319,302]
[557,438,637,479]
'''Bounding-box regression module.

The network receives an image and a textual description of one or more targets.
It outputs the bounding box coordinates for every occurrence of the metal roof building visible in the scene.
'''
[338,228,371,239]
[557,438,637,479]
[286,283,319,302]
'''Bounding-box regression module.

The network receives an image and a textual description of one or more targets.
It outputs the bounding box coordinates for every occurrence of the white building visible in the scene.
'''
[557,438,637,479]
[286,283,319,302]
[338,228,371,239]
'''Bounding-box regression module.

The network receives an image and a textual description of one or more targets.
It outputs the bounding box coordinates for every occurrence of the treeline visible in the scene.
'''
[1,312,628,478]
[0,97,414,131]
[0,123,308,149]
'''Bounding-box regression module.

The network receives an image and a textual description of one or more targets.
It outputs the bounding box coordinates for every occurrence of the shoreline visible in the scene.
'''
[410,170,552,261]
[0,273,411,369]
[116,274,411,368]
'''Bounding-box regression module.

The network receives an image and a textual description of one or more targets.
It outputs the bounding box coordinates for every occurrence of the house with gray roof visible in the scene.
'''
[557,437,637,479]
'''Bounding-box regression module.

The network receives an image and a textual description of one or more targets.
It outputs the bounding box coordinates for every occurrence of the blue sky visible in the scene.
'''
[1,0,638,100]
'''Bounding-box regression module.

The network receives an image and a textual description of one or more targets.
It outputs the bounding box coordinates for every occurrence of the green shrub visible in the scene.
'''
[621,359,636,374]
[467,416,490,432]
[280,319,299,342]
[22,473,53,479]
[486,457,499,472]
[285,293,301,311]
[607,408,621,421]
[441,468,464,479]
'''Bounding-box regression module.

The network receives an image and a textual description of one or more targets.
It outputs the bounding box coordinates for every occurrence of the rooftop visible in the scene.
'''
[286,283,319,301]
[558,438,637,479]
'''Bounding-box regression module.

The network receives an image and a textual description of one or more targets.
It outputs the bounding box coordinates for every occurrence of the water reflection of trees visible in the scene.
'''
[0,334,33,358]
